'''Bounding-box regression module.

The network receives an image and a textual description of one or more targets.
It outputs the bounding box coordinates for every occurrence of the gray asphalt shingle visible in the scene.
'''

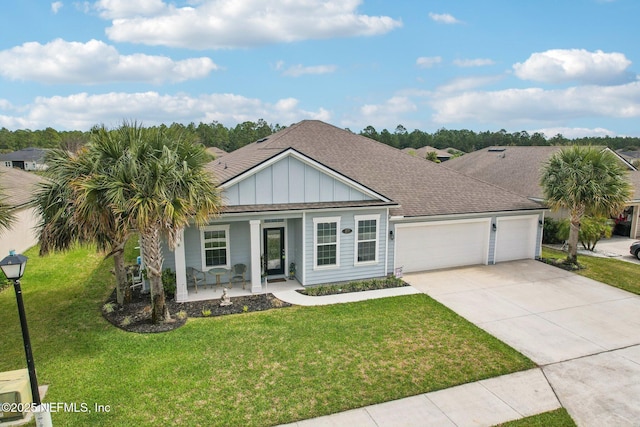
[207,121,541,217]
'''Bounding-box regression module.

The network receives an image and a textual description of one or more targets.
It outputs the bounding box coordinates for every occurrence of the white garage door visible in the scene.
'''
[395,219,491,273]
[495,215,539,262]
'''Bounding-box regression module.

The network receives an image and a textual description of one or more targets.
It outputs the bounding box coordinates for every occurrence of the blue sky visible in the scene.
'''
[1,0,639,138]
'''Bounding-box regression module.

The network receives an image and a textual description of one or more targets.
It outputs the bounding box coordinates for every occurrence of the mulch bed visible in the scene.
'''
[538,257,585,271]
[102,288,292,334]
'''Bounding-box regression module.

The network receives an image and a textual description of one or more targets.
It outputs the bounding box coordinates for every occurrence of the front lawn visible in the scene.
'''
[542,247,640,295]
[1,245,534,426]
[496,408,576,427]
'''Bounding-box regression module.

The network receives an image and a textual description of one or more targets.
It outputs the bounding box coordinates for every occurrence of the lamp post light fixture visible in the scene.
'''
[0,250,52,426]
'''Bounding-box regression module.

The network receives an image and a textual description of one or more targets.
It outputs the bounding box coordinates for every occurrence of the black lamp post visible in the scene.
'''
[0,251,41,406]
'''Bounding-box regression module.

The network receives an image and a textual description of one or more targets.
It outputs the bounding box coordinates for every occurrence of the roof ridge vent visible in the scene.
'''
[256,137,269,143]
[487,147,506,152]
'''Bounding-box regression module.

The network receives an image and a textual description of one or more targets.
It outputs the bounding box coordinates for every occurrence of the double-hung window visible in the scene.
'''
[201,225,230,269]
[355,214,379,265]
[313,217,340,268]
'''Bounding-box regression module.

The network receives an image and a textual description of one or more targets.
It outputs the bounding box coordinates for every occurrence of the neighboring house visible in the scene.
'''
[445,145,640,238]
[402,146,452,162]
[164,121,544,302]
[0,168,44,256]
[206,146,228,159]
[0,147,48,171]
[616,149,640,166]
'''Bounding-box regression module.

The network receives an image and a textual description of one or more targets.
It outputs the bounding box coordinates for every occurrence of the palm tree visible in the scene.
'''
[540,146,631,265]
[79,123,222,323]
[32,139,132,305]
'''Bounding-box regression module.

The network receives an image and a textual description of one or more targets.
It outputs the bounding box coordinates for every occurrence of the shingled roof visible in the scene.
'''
[0,167,44,208]
[402,146,452,161]
[445,145,636,201]
[207,121,541,218]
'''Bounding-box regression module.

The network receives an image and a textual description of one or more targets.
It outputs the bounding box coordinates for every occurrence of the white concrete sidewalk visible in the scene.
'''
[281,369,560,427]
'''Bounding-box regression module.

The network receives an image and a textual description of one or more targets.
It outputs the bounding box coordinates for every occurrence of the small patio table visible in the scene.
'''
[208,267,230,289]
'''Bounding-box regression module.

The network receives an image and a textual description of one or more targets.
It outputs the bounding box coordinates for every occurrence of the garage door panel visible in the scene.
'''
[396,220,490,273]
[495,216,538,262]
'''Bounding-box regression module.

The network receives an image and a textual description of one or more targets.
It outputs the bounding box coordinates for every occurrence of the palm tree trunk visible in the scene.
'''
[113,248,129,305]
[141,227,171,323]
[567,219,580,265]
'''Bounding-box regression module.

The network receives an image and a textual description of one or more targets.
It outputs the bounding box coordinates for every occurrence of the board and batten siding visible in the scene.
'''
[304,209,388,286]
[224,155,374,206]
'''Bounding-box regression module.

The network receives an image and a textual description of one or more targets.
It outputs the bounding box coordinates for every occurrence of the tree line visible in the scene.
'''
[2,120,640,154]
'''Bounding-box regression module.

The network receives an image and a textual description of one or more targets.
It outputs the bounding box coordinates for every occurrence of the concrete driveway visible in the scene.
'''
[552,235,640,265]
[405,260,640,427]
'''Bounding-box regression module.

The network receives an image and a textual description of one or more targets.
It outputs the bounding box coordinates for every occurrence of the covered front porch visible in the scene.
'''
[171,215,304,303]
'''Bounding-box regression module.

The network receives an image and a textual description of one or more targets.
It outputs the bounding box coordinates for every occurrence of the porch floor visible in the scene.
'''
[180,278,303,302]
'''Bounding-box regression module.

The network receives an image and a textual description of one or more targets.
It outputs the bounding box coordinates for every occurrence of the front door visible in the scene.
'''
[264,227,285,276]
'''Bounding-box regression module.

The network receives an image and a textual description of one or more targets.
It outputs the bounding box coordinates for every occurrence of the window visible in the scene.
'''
[355,215,379,265]
[313,217,340,268]
[201,225,230,269]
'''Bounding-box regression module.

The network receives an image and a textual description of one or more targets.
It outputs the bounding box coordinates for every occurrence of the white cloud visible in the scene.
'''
[0,39,218,84]
[431,81,640,125]
[416,56,442,68]
[280,63,338,77]
[354,96,417,129]
[94,0,167,19]
[99,0,402,49]
[428,12,461,24]
[453,58,495,67]
[436,75,504,93]
[51,1,63,13]
[0,92,331,130]
[513,49,633,85]
[533,126,616,139]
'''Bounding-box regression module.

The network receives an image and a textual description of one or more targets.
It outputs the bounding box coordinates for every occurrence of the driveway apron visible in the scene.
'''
[405,260,640,427]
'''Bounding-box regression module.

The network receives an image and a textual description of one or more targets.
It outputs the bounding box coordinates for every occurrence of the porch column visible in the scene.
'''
[250,220,262,293]
[174,228,188,302]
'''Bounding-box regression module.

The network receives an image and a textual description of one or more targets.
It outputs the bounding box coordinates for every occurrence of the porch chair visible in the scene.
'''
[230,263,247,289]
[186,267,207,293]
[128,265,144,291]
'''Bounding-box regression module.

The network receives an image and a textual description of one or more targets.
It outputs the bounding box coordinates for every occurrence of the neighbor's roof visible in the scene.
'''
[0,167,45,208]
[0,147,48,162]
[206,146,227,158]
[445,145,636,200]
[207,120,540,218]
[402,146,452,160]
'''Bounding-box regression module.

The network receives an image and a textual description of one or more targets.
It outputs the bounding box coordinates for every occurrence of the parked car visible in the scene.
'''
[630,241,640,260]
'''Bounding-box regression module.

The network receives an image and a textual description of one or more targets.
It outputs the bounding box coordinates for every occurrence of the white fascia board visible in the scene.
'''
[218,204,396,220]
[389,208,546,223]
[602,147,637,171]
[220,148,392,203]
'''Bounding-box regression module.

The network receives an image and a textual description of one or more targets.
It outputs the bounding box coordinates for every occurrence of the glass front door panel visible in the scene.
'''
[264,228,285,275]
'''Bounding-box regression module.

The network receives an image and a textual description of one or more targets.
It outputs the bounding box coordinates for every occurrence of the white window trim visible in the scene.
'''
[354,214,380,266]
[201,224,231,270]
[313,216,341,270]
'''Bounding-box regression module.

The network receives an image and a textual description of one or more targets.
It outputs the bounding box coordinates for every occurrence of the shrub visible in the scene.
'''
[542,217,564,244]
[162,268,177,298]
[557,216,614,251]
[301,276,406,296]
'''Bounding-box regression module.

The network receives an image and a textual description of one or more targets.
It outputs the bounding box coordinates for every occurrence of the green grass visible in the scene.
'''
[542,247,640,295]
[0,245,535,426]
[495,408,576,427]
